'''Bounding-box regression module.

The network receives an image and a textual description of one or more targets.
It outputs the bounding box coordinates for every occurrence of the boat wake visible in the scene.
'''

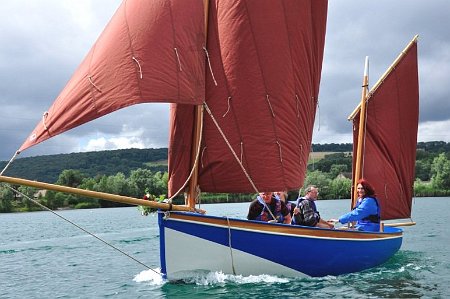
[181,271,290,285]
[133,269,289,286]
[133,268,166,285]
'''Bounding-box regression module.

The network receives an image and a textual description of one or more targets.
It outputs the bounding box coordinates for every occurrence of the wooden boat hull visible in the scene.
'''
[158,212,403,280]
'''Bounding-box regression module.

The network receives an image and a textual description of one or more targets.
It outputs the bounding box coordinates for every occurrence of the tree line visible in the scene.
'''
[1,142,449,212]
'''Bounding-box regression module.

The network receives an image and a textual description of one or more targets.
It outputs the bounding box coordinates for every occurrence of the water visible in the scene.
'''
[1,198,449,298]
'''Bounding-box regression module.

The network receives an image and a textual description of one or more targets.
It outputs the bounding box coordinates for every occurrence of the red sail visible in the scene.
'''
[352,40,419,220]
[20,0,205,152]
[168,0,328,195]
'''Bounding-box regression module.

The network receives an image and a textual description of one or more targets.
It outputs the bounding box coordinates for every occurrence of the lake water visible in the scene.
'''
[1,197,449,298]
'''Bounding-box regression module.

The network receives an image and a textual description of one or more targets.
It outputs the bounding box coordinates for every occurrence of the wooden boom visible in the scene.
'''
[0,175,205,213]
[383,222,416,227]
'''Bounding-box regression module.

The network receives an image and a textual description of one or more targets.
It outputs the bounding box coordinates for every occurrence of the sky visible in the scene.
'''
[1,0,450,162]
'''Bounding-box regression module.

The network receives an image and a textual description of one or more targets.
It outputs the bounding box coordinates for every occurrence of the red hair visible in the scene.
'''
[357,178,376,197]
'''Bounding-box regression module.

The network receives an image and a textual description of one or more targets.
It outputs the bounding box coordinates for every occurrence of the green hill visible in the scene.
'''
[1,141,448,184]
[0,148,168,183]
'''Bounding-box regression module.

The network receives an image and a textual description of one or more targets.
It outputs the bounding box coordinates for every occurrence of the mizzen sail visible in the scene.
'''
[349,37,419,220]
[20,0,206,152]
[168,0,328,195]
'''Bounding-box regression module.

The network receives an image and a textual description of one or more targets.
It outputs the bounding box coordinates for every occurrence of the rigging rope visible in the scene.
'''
[204,102,280,221]
[0,150,20,176]
[226,217,236,275]
[4,184,162,277]
[203,102,259,194]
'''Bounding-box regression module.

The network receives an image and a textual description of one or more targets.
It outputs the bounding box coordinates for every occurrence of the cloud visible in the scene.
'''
[419,120,450,142]
[1,0,450,162]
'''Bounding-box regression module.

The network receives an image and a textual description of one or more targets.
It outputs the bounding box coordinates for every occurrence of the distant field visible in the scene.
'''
[145,160,168,167]
[308,152,351,163]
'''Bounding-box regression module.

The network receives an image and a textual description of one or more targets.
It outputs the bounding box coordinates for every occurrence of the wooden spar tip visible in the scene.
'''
[347,34,419,121]
[363,56,369,77]
[0,175,206,214]
[383,221,416,227]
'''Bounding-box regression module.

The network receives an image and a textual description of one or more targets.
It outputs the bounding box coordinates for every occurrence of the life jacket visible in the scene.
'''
[292,197,319,226]
[275,194,295,217]
[255,195,284,223]
[356,197,380,223]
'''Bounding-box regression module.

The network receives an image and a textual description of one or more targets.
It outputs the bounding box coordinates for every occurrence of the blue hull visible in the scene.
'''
[158,212,402,279]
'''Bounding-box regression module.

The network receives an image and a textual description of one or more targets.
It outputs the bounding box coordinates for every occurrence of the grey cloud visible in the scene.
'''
[1,0,450,162]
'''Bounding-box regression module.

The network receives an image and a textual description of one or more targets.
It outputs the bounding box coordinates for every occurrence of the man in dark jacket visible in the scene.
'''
[292,186,334,228]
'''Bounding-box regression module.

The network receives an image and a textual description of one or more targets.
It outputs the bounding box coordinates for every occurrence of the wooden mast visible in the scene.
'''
[185,0,209,208]
[352,56,369,209]
[0,175,205,213]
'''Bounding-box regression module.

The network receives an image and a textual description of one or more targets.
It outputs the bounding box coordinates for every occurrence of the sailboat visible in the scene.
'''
[0,1,419,280]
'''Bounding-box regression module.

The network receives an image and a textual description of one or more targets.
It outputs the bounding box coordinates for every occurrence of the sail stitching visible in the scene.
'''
[203,47,217,86]
[204,102,259,193]
[299,144,303,167]
[282,1,305,188]
[122,1,142,92]
[240,142,243,163]
[244,2,282,174]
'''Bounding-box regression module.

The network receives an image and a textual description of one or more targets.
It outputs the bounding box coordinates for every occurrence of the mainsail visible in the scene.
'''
[349,37,419,220]
[169,0,328,195]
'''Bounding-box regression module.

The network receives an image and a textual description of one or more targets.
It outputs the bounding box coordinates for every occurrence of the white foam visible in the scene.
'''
[182,271,290,285]
[133,268,166,285]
